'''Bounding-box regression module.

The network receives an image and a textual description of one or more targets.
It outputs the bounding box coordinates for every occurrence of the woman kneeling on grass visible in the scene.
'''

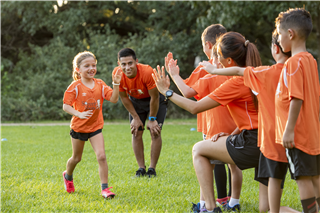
[62,51,121,199]
[152,32,262,213]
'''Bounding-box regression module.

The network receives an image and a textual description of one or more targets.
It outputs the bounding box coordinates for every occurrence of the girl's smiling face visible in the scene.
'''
[77,57,97,79]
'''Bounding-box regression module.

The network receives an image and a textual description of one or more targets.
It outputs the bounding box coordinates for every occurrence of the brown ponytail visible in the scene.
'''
[217,32,262,111]
[72,51,97,81]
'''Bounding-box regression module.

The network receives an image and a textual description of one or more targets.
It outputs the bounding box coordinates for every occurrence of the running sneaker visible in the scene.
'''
[146,168,156,177]
[216,197,229,206]
[101,187,116,199]
[135,168,146,177]
[191,202,200,213]
[200,207,222,213]
[223,202,241,212]
[63,171,75,193]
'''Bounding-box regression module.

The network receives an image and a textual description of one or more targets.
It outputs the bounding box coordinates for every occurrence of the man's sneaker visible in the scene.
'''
[191,202,200,213]
[63,171,75,193]
[101,187,115,199]
[223,202,240,212]
[135,168,146,177]
[146,168,156,177]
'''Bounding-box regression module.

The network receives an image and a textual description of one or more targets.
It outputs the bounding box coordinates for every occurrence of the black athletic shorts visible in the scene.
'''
[254,152,288,189]
[226,129,260,170]
[129,93,168,131]
[286,147,320,180]
[70,129,102,141]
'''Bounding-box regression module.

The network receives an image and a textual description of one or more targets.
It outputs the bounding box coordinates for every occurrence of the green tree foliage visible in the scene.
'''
[1,1,319,121]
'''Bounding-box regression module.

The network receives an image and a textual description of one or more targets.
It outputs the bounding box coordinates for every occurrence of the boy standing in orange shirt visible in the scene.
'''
[275,8,320,213]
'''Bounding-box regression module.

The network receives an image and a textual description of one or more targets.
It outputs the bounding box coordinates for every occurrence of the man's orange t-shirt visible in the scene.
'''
[244,64,287,162]
[208,76,259,131]
[63,79,113,133]
[275,52,320,155]
[112,63,156,99]
[184,60,213,134]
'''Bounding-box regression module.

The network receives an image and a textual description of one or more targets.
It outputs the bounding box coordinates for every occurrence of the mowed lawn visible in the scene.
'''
[1,120,301,213]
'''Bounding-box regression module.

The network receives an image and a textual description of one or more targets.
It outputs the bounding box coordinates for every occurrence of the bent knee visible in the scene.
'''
[96,154,107,162]
[72,156,82,163]
[192,141,203,157]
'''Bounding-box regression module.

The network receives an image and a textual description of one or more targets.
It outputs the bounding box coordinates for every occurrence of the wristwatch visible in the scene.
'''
[165,89,174,101]
[148,116,157,121]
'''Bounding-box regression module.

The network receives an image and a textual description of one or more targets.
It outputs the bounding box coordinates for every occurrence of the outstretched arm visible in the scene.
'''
[167,60,197,98]
[109,68,122,103]
[152,66,220,114]
[199,61,245,76]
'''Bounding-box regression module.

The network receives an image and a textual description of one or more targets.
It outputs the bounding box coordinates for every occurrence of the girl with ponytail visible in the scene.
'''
[152,32,262,212]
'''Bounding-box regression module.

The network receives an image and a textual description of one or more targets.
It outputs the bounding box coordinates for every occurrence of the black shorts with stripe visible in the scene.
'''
[286,147,320,180]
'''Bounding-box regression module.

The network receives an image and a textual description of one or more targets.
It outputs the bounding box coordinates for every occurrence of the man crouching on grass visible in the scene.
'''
[112,48,168,178]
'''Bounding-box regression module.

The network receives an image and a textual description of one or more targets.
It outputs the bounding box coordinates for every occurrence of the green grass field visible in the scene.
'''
[1,120,301,213]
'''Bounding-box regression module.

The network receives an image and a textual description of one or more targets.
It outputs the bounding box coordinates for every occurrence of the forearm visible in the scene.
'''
[168,93,220,114]
[109,86,119,103]
[211,67,245,76]
[285,98,303,132]
[120,96,139,119]
[230,127,240,135]
[149,96,159,117]
[63,104,80,117]
[171,75,197,98]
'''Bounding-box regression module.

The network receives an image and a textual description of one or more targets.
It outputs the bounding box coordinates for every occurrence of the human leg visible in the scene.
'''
[89,132,108,184]
[214,164,228,204]
[259,183,269,213]
[268,178,283,213]
[132,130,145,169]
[66,137,85,176]
[192,137,235,211]
[149,134,162,169]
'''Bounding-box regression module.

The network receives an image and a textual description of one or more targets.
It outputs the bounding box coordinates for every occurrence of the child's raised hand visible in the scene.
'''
[199,61,217,74]
[165,52,176,73]
[77,110,93,119]
[113,68,122,84]
[152,65,170,95]
[167,59,179,77]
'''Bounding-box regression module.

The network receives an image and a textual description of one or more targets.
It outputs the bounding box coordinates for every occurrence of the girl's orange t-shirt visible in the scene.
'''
[208,76,259,131]
[63,79,113,133]
[244,64,287,162]
[191,74,236,139]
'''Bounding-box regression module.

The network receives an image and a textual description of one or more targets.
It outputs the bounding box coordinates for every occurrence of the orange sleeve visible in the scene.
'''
[183,65,208,86]
[209,77,244,106]
[101,80,113,101]
[143,66,157,90]
[243,66,271,94]
[112,66,126,92]
[286,59,304,101]
[191,76,210,99]
[63,82,77,106]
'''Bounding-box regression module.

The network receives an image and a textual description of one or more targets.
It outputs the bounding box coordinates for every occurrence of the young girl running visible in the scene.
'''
[153,32,262,212]
[62,51,121,199]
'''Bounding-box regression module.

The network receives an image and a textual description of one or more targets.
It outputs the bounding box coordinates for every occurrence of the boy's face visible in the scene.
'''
[277,25,291,53]
[118,56,138,79]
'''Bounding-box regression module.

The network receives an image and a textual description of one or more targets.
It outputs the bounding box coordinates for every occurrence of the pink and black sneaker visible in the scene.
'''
[63,171,75,193]
[101,187,115,199]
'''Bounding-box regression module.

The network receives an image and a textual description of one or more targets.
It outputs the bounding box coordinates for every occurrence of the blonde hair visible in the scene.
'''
[72,51,97,81]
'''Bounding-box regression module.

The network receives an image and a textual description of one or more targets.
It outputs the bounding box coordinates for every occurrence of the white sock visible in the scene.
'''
[200,200,206,209]
[228,198,240,207]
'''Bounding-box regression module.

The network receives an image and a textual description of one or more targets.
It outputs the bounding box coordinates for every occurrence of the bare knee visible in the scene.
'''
[96,153,107,163]
[72,156,82,164]
[192,141,204,158]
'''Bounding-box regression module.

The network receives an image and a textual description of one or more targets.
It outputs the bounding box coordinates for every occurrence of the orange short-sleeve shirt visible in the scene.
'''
[275,52,320,155]
[112,63,156,99]
[184,60,213,133]
[63,79,113,133]
[192,74,237,139]
[208,76,259,131]
[244,64,287,162]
